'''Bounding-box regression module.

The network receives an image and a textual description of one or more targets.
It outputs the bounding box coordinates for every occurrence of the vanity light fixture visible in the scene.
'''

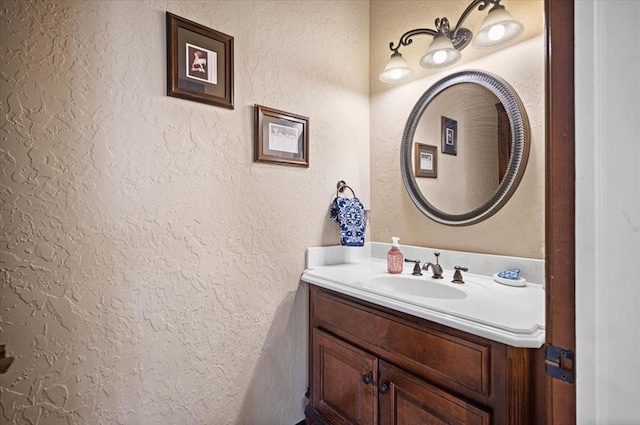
[379,0,523,83]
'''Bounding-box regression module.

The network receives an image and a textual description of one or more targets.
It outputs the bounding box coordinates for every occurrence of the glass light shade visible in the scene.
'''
[473,6,523,48]
[420,35,461,69]
[379,52,413,83]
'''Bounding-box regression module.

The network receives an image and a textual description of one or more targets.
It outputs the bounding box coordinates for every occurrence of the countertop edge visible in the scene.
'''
[301,273,545,349]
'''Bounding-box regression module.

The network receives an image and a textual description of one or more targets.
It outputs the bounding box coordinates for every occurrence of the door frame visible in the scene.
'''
[544,0,576,423]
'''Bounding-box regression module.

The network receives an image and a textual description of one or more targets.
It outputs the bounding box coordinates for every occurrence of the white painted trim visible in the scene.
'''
[575,1,640,423]
[575,1,597,420]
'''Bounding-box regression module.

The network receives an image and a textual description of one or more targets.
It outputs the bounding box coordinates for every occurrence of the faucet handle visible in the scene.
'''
[404,259,422,276]
[434,252,440,265]
[452,266,468,284]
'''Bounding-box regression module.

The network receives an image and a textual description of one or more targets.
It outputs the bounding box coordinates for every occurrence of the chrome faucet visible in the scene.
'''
[422,252,443,279]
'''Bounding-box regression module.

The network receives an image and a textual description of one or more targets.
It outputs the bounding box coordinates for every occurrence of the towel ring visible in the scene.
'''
[336,180,356,198]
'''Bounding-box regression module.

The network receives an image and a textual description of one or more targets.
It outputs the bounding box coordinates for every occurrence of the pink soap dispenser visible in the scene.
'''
[387,237,404,274]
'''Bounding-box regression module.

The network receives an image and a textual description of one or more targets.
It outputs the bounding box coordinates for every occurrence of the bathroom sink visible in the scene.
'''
[363,275,467,300]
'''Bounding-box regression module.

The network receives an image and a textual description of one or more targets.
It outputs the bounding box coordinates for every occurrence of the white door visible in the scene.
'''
[575,1,640,423]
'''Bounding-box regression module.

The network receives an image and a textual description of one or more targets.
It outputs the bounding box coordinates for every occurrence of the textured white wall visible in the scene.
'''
[370,0,545,259]
[0,1,369,424]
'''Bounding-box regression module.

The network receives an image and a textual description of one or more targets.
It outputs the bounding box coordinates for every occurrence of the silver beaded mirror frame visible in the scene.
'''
[401,70,531,226]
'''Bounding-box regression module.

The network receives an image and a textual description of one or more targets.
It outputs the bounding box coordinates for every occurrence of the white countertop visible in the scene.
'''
[302,244,545,348]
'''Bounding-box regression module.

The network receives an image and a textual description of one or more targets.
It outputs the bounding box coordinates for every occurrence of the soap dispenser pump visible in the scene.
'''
[387,237,403,274]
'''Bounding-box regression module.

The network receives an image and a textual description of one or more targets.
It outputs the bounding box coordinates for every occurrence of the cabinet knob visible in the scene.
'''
[362,373,373,385]
[379,383,390,394]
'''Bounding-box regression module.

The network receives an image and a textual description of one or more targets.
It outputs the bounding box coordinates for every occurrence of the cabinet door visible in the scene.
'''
[312,328,378,425]
[378,361,490,425]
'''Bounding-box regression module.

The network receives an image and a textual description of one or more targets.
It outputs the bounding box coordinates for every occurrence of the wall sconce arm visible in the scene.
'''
[389,28,439,54]
[450,0,493,38]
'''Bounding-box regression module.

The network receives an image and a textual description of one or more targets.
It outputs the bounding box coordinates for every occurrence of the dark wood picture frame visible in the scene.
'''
[415,143,437,178]
[441,116,457,155]
[254,105,309,167]
[166,12,234,109]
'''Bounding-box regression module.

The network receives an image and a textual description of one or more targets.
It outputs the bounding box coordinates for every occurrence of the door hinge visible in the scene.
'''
[545,344,575,384]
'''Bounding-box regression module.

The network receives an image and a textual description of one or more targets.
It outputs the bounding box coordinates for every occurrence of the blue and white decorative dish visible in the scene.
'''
[493,268,526,287]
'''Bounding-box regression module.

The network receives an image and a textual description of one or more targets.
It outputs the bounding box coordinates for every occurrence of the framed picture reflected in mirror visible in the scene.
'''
[415,143,437,178]
[441,116,457,155]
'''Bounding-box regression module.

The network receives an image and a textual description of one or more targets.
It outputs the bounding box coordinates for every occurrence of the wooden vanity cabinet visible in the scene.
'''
[306,286,537,425]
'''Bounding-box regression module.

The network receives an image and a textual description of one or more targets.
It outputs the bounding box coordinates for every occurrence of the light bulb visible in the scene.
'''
[432,50,447,64]
[488,24,506,41]
[389,69,403,80]
[473,5,523,48]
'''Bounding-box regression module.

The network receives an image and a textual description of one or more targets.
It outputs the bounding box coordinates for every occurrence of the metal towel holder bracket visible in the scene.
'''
[336,180,356,198]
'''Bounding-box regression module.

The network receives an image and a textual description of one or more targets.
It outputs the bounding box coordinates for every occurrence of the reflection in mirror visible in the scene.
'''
[401,70,530,226]
[412,83,508,214]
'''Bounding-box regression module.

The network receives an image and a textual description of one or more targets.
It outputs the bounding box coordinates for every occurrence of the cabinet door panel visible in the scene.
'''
[379,361,490,425]
[312,328,378,425]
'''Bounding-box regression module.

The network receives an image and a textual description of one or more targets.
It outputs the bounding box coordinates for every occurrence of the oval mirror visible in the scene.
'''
[401,70,530,226]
